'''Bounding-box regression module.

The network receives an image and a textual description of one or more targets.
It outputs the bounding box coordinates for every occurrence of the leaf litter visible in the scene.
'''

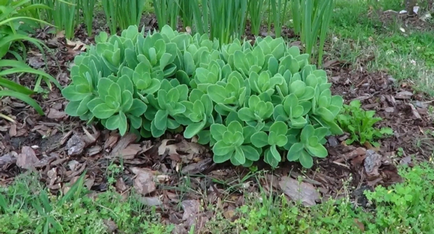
[1,13,434,233]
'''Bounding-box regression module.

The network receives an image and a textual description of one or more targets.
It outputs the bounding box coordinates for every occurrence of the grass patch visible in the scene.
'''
[228,162,434,233]
[328,0,434,96]
[0,172,173,234]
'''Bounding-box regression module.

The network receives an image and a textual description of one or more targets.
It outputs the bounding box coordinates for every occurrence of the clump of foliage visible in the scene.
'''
[364,162,434,233]
[337,99,393,147]
[0,172,174,234]
[62,25,343,169]
[0,0,60,117]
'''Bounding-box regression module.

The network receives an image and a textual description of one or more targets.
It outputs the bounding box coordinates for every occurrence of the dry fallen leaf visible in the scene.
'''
[16,146,40,169]
[103,219,118,233]
[278,176,320,207]
[66,38,86,51]
[47,108,67,119]
[119,144,142,160]
[158,139,206,163]
[66,134,86,156]
[115,177,128,193]
[181,200,200,226]
[131,167,156,195]
[108,133,137,158]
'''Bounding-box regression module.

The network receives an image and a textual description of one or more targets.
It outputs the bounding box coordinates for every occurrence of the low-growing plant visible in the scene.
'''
[0,172,174,234]
[337,99,393,147]
[62,25,344,169]
[364,162,434,233]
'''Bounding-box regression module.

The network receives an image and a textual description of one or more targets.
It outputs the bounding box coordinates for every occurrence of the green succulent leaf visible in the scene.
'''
[213,141,234,156]
[210,123,227,141]
[241,145,260,162]
[153,110,169,131]
[90,103,117,119]
[287,143,304,161]
[264,147,279,168]
[184,120,207,139]
[299,150,314,168]
[268,121,288,147]
[250,131,268,148]
[105,112,128,136]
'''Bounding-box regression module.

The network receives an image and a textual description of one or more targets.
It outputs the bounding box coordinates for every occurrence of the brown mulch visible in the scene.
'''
[1,13,434,233]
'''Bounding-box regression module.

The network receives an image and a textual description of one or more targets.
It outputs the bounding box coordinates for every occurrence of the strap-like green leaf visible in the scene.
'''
[0,90,43,115]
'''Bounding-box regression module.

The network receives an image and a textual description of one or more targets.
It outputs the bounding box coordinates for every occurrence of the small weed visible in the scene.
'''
[396,147,405,157]
[337,99,393,147]
[106,161,124,185]
[364,162,434,233]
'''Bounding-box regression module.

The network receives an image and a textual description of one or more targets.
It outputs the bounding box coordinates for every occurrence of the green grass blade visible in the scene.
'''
[0,90,44,115]
[291,0,301,34]
[0,77,34,95]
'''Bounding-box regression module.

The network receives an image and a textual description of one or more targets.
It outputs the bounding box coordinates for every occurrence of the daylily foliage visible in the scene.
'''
[62,25,343,169]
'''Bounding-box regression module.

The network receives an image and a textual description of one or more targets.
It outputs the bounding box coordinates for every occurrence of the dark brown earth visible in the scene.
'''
[1,11,433,233]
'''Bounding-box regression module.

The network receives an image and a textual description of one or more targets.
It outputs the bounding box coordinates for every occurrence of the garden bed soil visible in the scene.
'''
[1,13,434,233]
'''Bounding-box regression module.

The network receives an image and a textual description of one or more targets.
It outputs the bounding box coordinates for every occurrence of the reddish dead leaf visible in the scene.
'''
[16,146,40,169]
[354,219,365,231]
[279,176,320,207]
[103,219,118,233]
[158,139,206,163]
[181,199,200,227]
[131,167,156,195]
[115,177,128,193]
[118,144,142,160]
[335,147,367,163]
[8,123,17,137]
[108,133,137,158]
[104,133,120,151]
[180,158,213,175]
[47,108,66,119]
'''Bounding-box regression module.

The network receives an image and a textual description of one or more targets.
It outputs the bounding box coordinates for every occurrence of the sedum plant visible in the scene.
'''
[62,25,343,169]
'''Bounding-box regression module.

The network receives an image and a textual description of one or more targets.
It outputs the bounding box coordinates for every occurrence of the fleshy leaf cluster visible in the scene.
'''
[62,25,344,169]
